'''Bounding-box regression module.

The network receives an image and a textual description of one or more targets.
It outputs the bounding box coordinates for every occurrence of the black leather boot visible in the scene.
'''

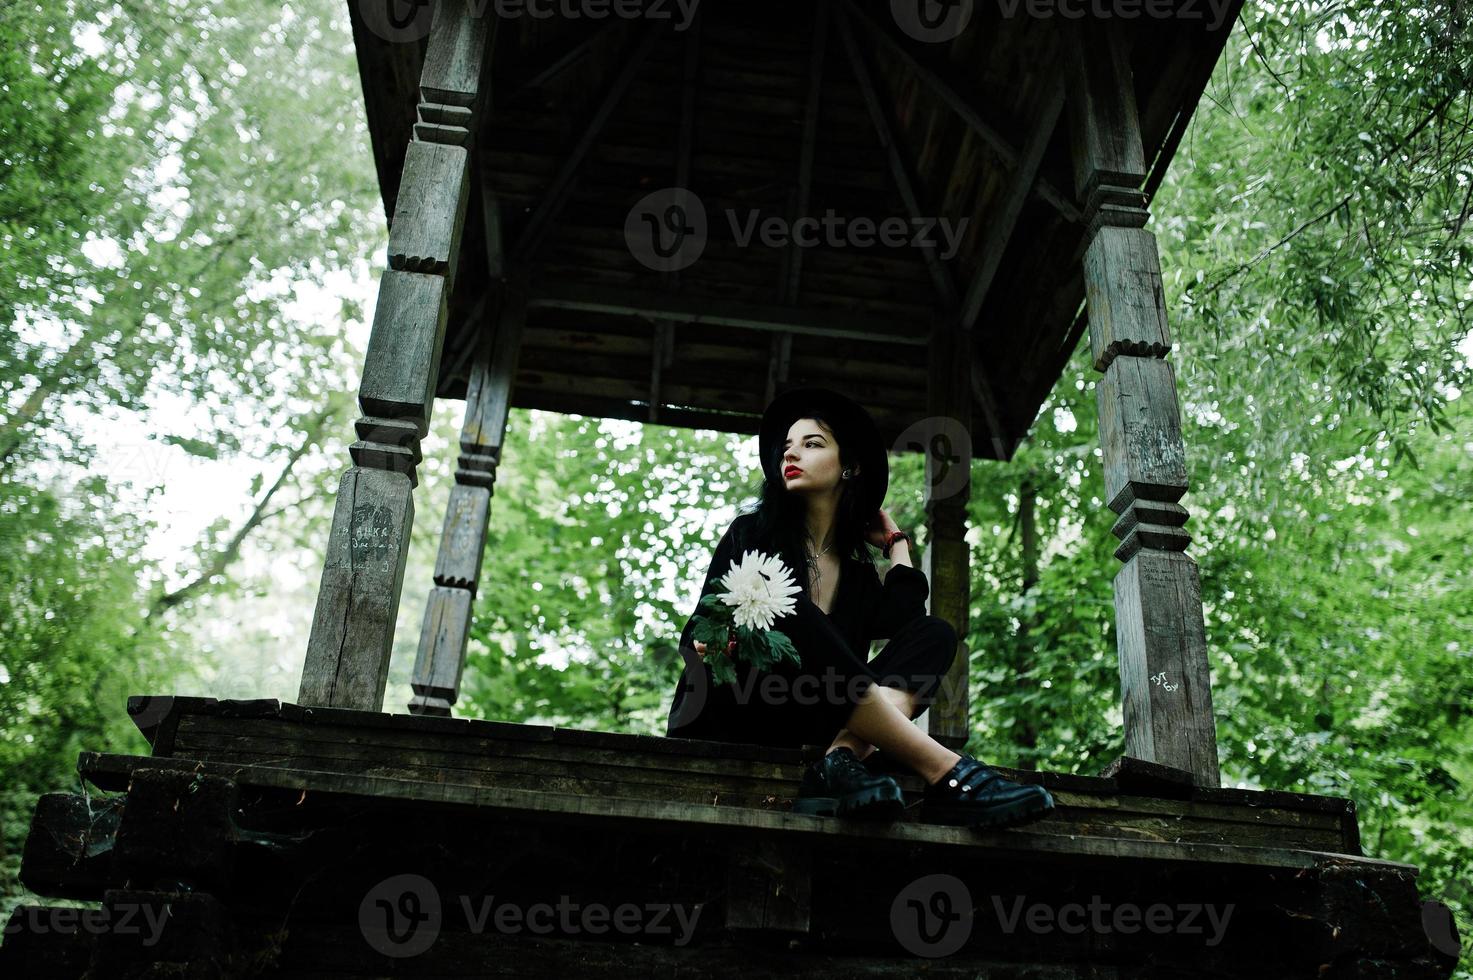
[922,753,1056,829]
[793,747,904,819]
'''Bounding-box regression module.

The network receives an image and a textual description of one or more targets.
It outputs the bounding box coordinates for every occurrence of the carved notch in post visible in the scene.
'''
[299,0,494,712]
[920,320,972,750]
[410,287,525,716]
[1067,21,1221,787]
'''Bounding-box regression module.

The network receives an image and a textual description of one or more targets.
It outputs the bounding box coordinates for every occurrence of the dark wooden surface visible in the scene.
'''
[116,696,1364,858]
[344,0,1245,460]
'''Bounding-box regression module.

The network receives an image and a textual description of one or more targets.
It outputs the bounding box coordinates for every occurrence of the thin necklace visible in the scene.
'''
[805,535,835,589]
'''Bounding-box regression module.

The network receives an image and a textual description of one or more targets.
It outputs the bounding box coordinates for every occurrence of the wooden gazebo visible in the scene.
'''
[4,1,1459,975]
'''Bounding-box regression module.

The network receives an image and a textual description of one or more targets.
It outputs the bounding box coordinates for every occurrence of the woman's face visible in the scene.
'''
[781,417,849,497]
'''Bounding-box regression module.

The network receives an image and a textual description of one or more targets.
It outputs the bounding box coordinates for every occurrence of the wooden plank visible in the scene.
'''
[419,0,494,108]
[299,467,413,712]
[166,732,1345,850]
[410,585,473,714]
[76,752,1393,872]
[1114,550,1221,788]
[1065,21,1147,202]
[131,697,1356,816]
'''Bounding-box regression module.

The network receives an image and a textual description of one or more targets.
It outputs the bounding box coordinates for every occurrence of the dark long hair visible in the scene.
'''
[738,411,876,593]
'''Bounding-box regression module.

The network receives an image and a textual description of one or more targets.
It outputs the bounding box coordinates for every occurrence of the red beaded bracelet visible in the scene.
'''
[882,530,910,558]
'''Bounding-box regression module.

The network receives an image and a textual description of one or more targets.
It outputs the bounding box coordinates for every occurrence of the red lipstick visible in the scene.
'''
[783,465,803,478]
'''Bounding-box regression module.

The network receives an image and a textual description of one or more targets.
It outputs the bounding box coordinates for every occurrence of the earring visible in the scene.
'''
[842,468,854,479]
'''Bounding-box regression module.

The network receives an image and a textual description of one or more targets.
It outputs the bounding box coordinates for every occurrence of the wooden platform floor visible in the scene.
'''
[94,695,1379,869]
[6,695,1455,977]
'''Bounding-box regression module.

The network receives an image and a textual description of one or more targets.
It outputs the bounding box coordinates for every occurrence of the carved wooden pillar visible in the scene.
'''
[921,322,972,750]
[1067,24,1220,786]
[409,286,524,716]
[299,1,493,712]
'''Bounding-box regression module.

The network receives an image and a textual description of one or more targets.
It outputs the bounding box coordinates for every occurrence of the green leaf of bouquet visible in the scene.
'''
[767,629,800,668]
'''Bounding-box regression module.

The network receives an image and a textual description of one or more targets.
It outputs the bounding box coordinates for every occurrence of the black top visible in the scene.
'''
[665,512,931,740]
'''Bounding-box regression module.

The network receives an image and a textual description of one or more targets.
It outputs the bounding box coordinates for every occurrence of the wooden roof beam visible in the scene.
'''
[511,23,660,262]
[527,285,929,346]
[959,80,1065,330]
[844,1,1081,225]
[651,14,703,422]
[497,23,611,107]
[836,4,958,310]
[781,0,829,307]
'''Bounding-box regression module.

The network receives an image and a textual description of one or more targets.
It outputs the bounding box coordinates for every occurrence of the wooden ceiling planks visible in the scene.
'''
[349,0,1243,459]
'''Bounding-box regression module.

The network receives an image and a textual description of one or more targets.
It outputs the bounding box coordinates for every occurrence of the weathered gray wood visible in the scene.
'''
[359,270,450,430]
[1065,22,1147,203]
[1083,225,1173,371]
[1095,356,1189,514]
[78,750,1387,870]
[410,585,473,715]
[410,288,524,716]
[387,140,471,278]
[432,486,492,590]
[419,0,494,109]
[300,468,413,711]
[1114,550,1221,788]
[920,325,972,749]
[1111,498,1191,562]
[349,414,423,487]
[1070,26,1220,790]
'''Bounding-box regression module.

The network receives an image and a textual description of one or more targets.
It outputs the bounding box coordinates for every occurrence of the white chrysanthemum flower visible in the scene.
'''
[717,549,803,631]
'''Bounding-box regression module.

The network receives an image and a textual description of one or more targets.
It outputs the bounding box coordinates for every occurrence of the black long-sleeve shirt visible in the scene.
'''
[665,512,931,740]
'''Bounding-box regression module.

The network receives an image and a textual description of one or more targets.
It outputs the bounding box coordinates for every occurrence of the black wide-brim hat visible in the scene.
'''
[758,387,888,516]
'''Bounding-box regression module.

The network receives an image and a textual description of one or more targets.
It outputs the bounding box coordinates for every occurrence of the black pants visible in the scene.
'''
[667,603,959,750]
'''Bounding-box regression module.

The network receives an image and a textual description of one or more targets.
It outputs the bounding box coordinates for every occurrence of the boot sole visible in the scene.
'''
[793,783,905,820]
[924,788,1057,829]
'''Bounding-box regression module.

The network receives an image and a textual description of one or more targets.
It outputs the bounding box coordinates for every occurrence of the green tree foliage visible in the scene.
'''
[1,0,1469,969]
[0,0,377,917]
